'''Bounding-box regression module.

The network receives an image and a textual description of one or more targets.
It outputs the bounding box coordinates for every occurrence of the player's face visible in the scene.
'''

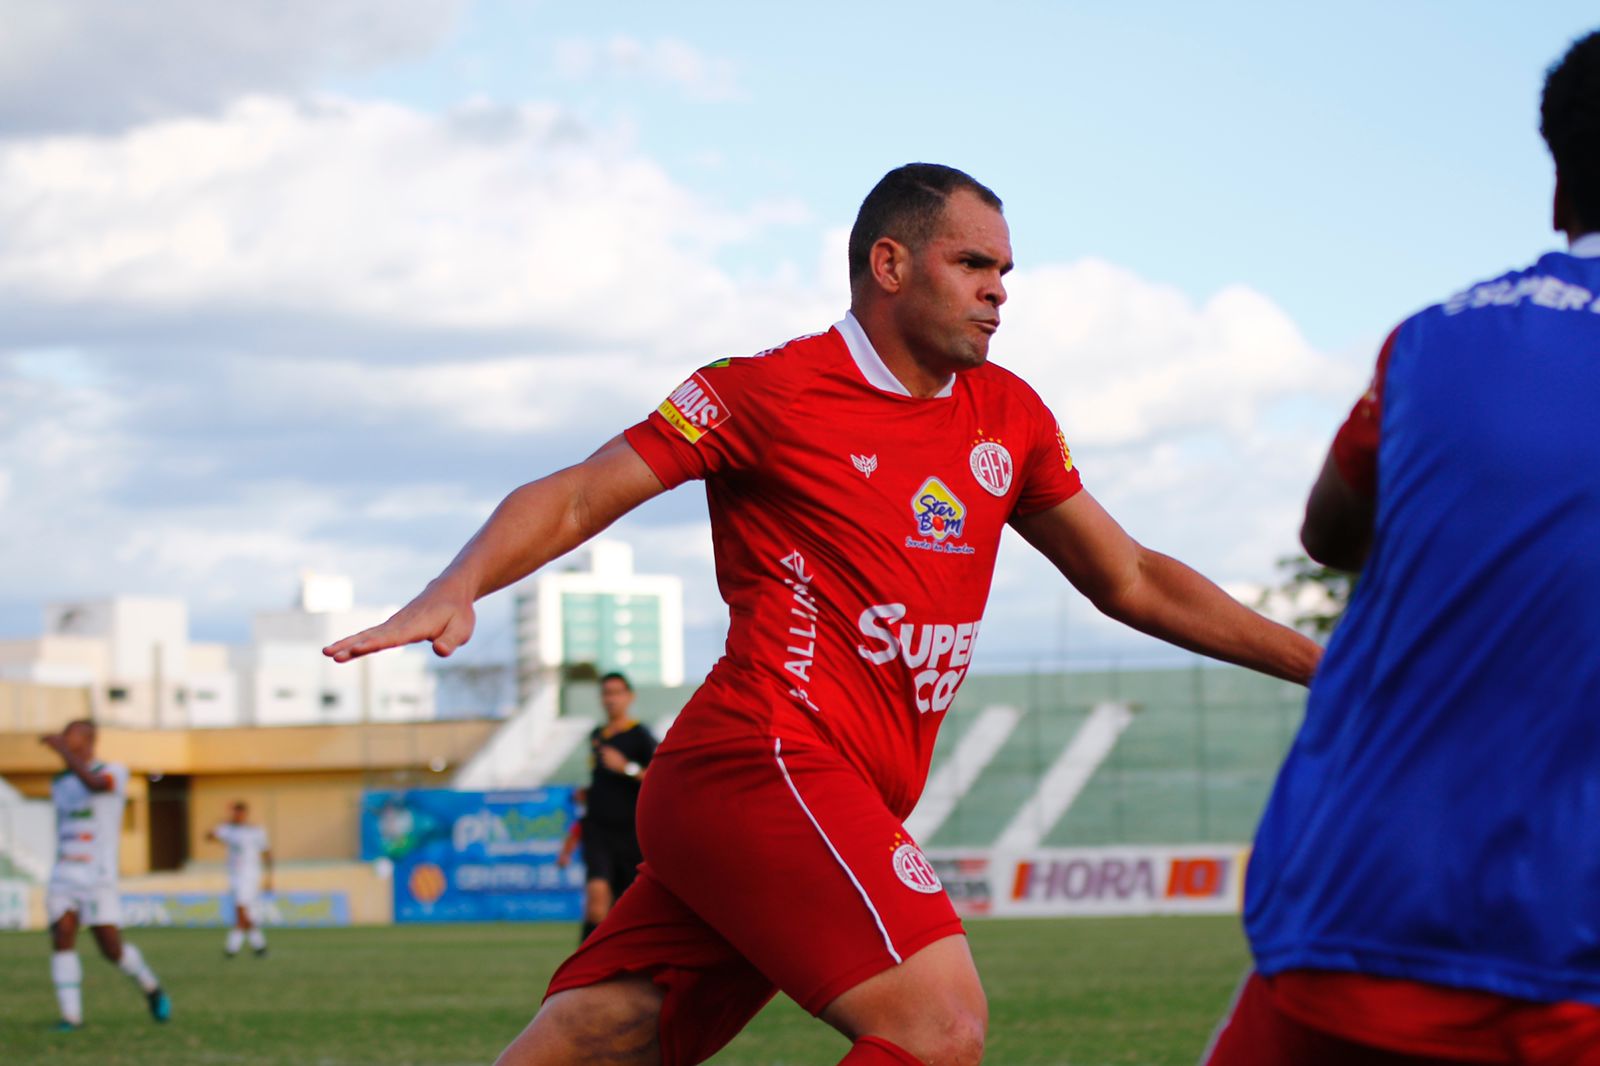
[897,190,1012,374]
[63,722,95,760]
[231,805,248,824]
[600,680,633,719]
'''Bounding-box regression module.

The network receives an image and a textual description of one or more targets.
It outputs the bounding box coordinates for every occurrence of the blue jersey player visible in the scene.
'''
[1206,28,1600,1066]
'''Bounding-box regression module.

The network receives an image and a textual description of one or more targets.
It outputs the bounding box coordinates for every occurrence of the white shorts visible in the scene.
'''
[230,888,264,923]
[47,880,123,927]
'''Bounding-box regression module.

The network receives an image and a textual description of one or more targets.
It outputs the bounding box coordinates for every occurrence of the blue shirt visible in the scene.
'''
[1245,239,1600,1005]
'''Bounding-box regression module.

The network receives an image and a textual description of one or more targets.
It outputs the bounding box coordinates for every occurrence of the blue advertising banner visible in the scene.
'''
[361,787,584,923]
[120,892,350,928]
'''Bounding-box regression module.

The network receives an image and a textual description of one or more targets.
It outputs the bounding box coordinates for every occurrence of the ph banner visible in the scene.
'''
[361,787,584,923]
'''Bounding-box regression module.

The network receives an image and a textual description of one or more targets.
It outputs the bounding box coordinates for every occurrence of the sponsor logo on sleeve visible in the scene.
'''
[1055,426,1074,473]
[657,372,731,444]
[968,438,1013,496]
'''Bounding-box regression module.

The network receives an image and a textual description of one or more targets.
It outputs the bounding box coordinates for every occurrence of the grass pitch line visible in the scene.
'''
[904,705,1021,842]
[994,700,1135,851]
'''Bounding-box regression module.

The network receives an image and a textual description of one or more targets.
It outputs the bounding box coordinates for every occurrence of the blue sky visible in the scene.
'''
[339,2,1595,350]
[1,2,1594,680]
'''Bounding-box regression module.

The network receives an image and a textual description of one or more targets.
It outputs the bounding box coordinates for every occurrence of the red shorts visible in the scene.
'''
[545,735,964,1066]
[1204,971,1600,1066]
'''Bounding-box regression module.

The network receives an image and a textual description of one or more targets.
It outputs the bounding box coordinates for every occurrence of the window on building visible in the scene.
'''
[107,687,128,701]
[274,688,295,700]
[321,692,339,708]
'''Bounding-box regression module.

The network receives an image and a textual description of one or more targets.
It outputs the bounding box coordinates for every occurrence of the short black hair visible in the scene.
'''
[1541,30,1600,231]
[598,672,632,691]
[848,163,1003,282]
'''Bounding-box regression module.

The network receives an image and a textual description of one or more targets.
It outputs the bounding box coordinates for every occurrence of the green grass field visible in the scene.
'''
[0,916,1248,1065]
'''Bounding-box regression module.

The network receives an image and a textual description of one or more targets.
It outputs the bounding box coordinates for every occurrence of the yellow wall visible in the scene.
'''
[191,772,387,864]
[1,717,499,874]
[0,680,93,734]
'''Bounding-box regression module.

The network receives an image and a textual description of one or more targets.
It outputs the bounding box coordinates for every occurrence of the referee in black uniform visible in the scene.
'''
[578,671,657,942]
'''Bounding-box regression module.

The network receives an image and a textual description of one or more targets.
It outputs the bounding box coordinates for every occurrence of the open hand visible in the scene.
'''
[322,580,477,662]
[597,745,629,773]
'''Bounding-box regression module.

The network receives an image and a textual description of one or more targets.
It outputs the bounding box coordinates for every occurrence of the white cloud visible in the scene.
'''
[0,0,465,134]
[992,259,1360,448]
[553,36,741,101]
[0,95,823,354]
[0,89,1354,674]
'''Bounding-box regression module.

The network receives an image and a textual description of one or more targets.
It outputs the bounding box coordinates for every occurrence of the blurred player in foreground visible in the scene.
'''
[207,801,273,958]
[327,163,1320,1066]
[575,673,655,943]
[1205,29,1600,1066]
[43,719,172,1030]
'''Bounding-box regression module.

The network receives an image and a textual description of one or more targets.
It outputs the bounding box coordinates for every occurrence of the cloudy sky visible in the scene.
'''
[2,1,1594,679]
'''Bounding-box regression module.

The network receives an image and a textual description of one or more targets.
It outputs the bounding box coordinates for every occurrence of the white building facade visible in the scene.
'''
[513,541,685,701]
[0,575,436,728]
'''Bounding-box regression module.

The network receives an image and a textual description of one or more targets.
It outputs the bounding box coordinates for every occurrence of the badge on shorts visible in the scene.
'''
[892,843,943,894]
[969,440,1013,497]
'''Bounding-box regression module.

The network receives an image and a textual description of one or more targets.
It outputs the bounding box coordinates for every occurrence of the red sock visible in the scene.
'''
[838,1035,922,1064]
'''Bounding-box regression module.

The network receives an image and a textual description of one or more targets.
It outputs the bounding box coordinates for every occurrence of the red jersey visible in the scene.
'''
[624,314,1082,818]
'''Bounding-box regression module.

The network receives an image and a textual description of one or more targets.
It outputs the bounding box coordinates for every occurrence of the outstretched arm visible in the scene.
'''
[1010,491,1322,685]
[323,435,666,662]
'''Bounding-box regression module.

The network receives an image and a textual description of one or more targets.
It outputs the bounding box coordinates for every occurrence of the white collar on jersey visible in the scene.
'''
[834,311,956,399]
[1569,233,1600,258]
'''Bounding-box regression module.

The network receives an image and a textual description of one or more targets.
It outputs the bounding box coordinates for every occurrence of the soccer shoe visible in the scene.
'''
[52,1019,83,1032]
[147,987,172,1023]
[253,946,268,959]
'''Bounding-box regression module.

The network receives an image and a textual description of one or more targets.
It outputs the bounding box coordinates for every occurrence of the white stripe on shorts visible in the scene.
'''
[771,737,902,965]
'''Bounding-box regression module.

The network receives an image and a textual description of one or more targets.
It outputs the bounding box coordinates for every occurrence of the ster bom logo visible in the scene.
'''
[911,477,966,542]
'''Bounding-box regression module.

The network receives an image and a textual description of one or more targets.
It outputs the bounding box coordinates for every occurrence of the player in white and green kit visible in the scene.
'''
[208,801,272,958]
[44,719,172,1030]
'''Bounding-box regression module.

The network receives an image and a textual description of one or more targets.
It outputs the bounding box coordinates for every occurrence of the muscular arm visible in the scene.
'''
[1010,491,1322,685]
[324,435,666,661]
[1300,448,1375,572]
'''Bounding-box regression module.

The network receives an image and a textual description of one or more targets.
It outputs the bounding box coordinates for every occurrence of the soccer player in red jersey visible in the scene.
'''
[326,164,1320,1066]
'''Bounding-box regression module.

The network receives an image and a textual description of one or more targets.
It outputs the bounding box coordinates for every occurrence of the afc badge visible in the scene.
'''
[892,843,943,894]
[968,439,1013,497]
[911,477,966,542]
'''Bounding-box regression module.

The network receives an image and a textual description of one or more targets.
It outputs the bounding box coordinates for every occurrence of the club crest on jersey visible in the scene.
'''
[968,439,1013,497]
[852,453,878,479]
[892,843,943,894]
[911,477,966,542]
[657,372,731,444]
